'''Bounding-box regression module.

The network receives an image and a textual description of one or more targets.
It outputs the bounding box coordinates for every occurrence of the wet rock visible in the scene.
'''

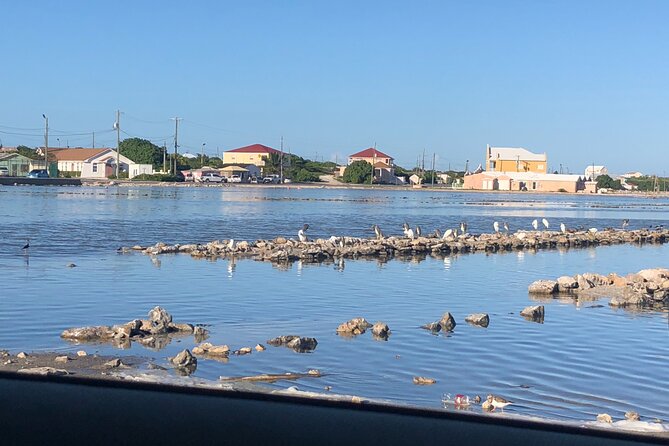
[371,322,391,338]
[412,376,436,385]
[170,349,197,371]
[168,322,194,333]
[582,273,611,286]
[336,317,372,336]
[148,306,173,334]
[267,335,318,352]
[528,280,558,294]
[482,399,494,412]
[465,313,489,328]
[17,367,68,376]
[66,263,77,268]
[76,351,87,357]
[54,355,70,363]
[625,411,640,421]
[609,293,645,307]
[254,344,266,352]
[557,276,579,292]
[103,358,123,368]
[608,273,628,288]
[421,321,442,332]
[274,237,287,244]
[61,326,114,341]
[575,274,595,290]
[597,413,613,423]
[439,312,456,331]
[192,342,230,357]
[194,326,210,342]
[520,305,545,322]
[234,347,252,355]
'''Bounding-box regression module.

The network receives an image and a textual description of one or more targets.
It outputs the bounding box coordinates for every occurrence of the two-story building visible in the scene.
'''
[344,147,402,184]
[486,145,547,173]
[223,144,281,174]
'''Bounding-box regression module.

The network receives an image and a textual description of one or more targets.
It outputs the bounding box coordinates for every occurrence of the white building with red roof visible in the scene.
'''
[344,147,403,184]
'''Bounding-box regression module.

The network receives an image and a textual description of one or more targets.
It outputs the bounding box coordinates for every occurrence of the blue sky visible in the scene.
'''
[1,0,667,174]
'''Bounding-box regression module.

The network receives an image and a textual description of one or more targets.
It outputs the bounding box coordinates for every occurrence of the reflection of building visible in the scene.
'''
[486,145,547,173]
[584,165,608,180]
[345,147,402,184]
[464,171,586,193]
[223,144,281,173]
[49,148,153,179]
[0,153,32,176]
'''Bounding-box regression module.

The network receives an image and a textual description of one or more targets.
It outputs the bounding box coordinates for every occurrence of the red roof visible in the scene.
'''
[226,144,281,154]
[349,148,393,159]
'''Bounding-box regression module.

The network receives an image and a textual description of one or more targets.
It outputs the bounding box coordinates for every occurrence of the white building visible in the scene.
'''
[584,165,608,180]
[50,148,153,179]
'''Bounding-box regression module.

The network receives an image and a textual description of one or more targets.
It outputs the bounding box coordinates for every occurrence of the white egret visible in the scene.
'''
[560,223,566,234]
[298,224,309,242]
[402,223,415,239]
[532,219,539,230]
[493,221,500,233]
[542,218,549,229]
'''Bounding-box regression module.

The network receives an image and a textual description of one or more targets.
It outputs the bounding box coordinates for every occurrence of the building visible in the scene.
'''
[219,164,261,181]
[584,165,608,180]
[346,147,402,184]
[223,144,281,173]
[0,153,32,176]
[485,145,547,173]
[49,148,153,179]
[463,171,586,193]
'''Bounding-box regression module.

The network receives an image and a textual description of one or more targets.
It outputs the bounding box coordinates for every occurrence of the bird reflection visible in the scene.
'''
[150,256,161,268]
[227,257,236,276]
[334,257,345,272]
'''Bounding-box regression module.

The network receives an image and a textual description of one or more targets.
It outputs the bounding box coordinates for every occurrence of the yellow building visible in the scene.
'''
[485,145,547,173]
[223,144,281,172]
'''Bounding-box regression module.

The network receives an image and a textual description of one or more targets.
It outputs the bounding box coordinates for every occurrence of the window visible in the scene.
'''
[532,182,537,190]
[92,164,98,173]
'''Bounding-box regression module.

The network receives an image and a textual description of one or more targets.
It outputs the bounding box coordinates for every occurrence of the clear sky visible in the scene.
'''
[1,0,667,174]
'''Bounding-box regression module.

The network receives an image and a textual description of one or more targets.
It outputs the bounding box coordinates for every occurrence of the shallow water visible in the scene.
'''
[0,185,667,422]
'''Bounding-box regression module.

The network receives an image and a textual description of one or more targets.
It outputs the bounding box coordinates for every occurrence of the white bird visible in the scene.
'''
[227,239,235,250]
[542,218,549,229]
[298,224,309,242]
[622,219,629,229]
[532,219,538,230]
[503,222,509,233]
[493,221,500,233]
[328,235,339,244]
[588,227,598,234]
[487,394,512,411]
[372,224,384,240]
[402,223,415,239]
[560,223,566,234]
[442,229,454,240]
[460,222,467,234]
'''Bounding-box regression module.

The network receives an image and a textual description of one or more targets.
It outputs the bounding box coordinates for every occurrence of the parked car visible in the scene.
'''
[250,177,259,184]
[199,172,225,183]
[229,175,243,183]
[262,176,280,184]
[0,167,9,177]
[27,169,49,178]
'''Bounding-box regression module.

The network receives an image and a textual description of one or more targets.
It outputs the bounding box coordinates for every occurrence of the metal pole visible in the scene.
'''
[42,115,48,174]
[172,118,180,175]
[201,143,206,166]
[431,152,435,186]
[115,110,120,178]
[280,136,284,182]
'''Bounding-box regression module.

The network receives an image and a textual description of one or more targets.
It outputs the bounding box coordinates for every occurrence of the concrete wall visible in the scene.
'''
[487,159,546,173]
[223,152,269,167]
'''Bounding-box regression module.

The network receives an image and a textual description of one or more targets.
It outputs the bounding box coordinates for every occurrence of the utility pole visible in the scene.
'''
[171,117,181,175]
[201,142,206,166]
[115,110,121,177]
[431,152,435,186]
[92,131,95,148]
[42,114,48,173]
[280,136,284,182]
[163,143,167,173]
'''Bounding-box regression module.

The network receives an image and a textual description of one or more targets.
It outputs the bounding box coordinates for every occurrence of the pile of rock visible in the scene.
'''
[266,335,318,353]
[336,318,391,340]
[61,306,208,350]
[121,227,669,265]
[528,268,669,308]
[422,312,457,332]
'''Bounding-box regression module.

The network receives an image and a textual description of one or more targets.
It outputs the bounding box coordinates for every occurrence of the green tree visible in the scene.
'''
[16,145,41,160]
[342,160,372,184]
[293,168,321,182]
[119,138,164,168]
[596,174,623,190]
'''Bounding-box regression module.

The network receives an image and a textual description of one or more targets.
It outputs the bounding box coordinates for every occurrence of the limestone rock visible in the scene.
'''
[171,349,197,369]
[254,344,266,351]
[371,322,391,338]
[557,276,579,291]
[465,313,490,328]
[61,326,113,341]
[234,347,252,355]
[54,355,70,363]
[421,321,441,332]
[17,367,68,376]
[597,413,613,423]
[336,317,372,336]
[148,306,173,334]
[192,342,230,357]
[439,312,456,331]
[528,280,558,294]
[625,411,640,421]
[575,274,595,290]
[520,305,545,322]
[194,326,210,342]
[582,273,611,286]
[16,352,28,359]
[76,351,87,357]
[412,376,436,385]
[267,335,318,352]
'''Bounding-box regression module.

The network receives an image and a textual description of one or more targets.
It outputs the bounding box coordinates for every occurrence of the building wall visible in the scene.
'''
[464,173,582,192]
[0,155,31,176]
[223,152,269,167]
[349,156,393,166]
[487,159,546,173]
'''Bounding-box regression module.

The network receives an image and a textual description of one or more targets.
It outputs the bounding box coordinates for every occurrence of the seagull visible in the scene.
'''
[298,224,309,242]
[493,221,500,233]
[542,218,549,229]
[415,225,422,237]
[442,229,453,240]
[227,239,235,250]
[372,224,384,240]
[22,239,30,250]
[532,219,538,230]
[460,222,467,234]
[487,394,512,411]
[402,223,415,239]
[622,219,629,229]
[503,222,509,233]
[560,223,566,234]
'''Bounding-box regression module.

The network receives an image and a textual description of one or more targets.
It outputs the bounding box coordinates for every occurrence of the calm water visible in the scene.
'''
[0,185,667,423]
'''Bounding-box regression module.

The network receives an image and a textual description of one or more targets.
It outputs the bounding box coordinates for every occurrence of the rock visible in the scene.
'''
[625,411,640,421]
[16,352,28,359]
[575,274,595,290]
[234,347,252,355]
[371,322,390,338]
[439,312,456,331]
[528,280,558,294]
[168,322,194,333]
[609,293,644,307]
[54,355,70,363]
[465,313,489,327]
[520,305,545,322]
[557,276,579,291]
[194,326,210,342]
[61,326,114,341]
[608,273,628,288]
[148,306,173,333]
[473,395,482,404]
[192,342,230,357]
[171,349,197,369]
[267,335,318,352]
[412,376,436,385]
[583,273,611,286]
[482,399,494,412]
[104,358,123,368]
[66,263,77,268]
[597,413,613,423]
[421,321,441,332]
[254,344,266,352]
[661,279,669,290]
[76,351,87,357]
[17,367,68,376]
[336,317,372,335]
[274,237,287,244]
[637,268,669,284]
[652,289,668,302]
